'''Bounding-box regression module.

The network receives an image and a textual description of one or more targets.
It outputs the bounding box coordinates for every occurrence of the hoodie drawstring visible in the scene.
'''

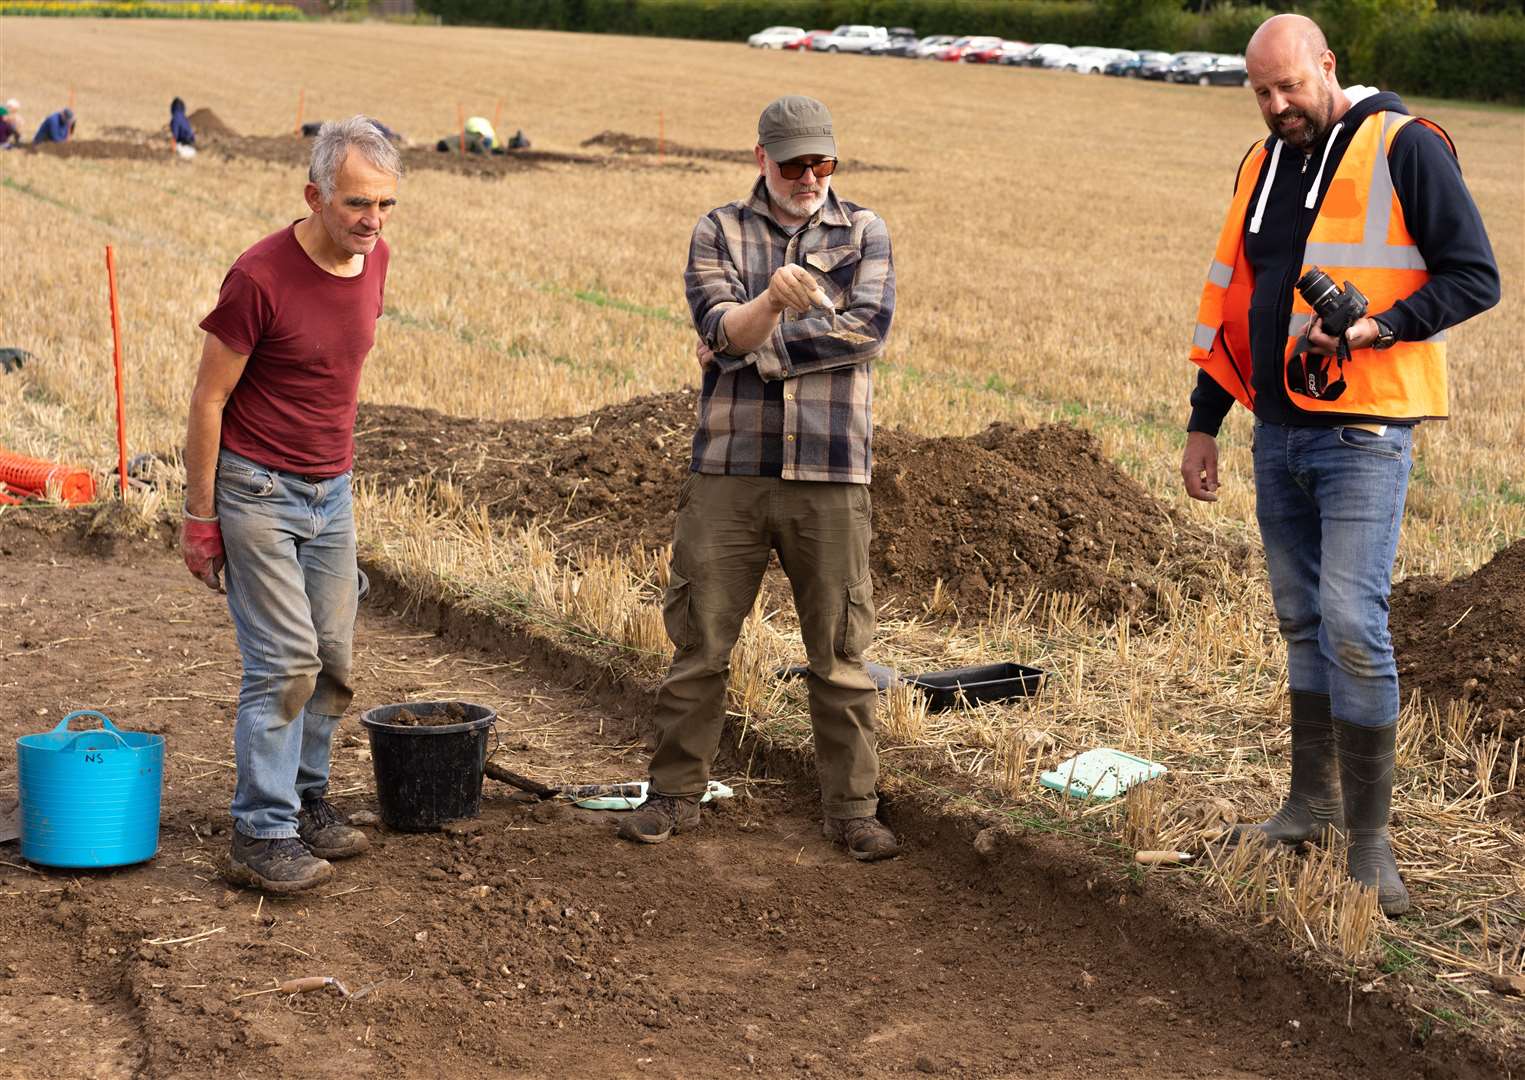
[1304,122,1344,210]
[1249,139,1283,235]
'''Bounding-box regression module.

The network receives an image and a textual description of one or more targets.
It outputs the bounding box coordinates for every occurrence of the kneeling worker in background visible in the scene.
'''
[1181,15,1499,915]
[619,96,899,861]
[180,117,400,893]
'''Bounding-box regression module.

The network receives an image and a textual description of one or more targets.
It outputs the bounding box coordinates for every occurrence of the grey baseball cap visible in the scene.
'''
[757,95,835,161]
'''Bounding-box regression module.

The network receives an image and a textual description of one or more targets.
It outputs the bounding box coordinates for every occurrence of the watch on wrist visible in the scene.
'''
[1371,317,1397,350]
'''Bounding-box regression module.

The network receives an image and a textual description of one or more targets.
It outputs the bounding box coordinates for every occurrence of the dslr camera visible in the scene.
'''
[1287,267,1368,401]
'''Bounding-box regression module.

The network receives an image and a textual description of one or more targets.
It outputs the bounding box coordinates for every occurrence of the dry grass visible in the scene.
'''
[2,19,1523,1040]
[1,20,1521,573]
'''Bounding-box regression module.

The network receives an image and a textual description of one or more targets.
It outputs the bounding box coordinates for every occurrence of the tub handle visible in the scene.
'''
[53,709,131,751]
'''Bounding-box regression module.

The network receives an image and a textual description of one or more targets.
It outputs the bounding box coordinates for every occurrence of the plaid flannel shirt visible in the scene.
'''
[684,178,895,485]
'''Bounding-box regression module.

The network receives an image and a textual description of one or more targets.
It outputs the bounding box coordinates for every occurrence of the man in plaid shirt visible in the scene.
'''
[618,96,899,860]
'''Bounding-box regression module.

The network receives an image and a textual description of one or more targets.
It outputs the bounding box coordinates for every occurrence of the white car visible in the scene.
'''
[1037,45,1079,68]
[1065,46,1135,74]
[812,25,889,53]
[748,26,806,49]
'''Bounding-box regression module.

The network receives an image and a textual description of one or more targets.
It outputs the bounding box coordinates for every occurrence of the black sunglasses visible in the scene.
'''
[776,158,838,180]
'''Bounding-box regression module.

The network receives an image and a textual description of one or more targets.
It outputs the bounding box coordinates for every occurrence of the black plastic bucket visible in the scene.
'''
[359,701,496,831]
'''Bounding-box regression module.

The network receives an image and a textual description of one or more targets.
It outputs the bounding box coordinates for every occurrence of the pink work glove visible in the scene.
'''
[181,513,225,591]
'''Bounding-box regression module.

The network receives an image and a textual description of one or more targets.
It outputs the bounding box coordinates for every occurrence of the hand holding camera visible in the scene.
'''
[1288,267,1375,401]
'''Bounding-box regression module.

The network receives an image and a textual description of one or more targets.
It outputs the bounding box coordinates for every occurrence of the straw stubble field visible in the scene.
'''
[2,17,1524,1059]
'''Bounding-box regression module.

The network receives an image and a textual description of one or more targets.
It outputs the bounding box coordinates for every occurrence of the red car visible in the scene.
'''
[784,30,831,51]
[938,35,1002,62]
[964,40,1022,64]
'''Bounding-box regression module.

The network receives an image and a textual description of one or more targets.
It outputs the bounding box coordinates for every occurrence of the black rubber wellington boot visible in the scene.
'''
[1335,718,1410,916]
[1228,691,1344,847]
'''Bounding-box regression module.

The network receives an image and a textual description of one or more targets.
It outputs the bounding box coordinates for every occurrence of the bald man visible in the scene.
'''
[1182,14,1498,916]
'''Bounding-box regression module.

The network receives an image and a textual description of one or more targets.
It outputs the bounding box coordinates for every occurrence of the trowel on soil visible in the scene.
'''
[483,759,731,810]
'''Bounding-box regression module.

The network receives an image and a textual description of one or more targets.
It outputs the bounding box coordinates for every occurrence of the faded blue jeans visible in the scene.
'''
[217,449,358,839]
[1253,421,1413,729]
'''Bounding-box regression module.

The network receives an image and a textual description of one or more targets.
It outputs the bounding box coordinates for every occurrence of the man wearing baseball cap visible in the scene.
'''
[619,96,899,861]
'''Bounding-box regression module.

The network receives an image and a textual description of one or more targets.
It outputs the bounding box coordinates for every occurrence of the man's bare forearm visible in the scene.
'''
[183,391,226,518]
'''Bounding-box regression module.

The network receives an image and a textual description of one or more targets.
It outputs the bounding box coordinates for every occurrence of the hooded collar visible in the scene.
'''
[1249,87,1409,234]
[746,175,851,231]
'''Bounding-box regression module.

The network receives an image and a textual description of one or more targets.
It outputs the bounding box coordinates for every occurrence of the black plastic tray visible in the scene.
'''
[905,662,1044,712]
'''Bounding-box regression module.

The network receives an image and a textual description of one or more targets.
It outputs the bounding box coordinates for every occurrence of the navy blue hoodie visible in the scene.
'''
[1188,88,1500,435]
[32,109,74,144]
[170,98,195,146]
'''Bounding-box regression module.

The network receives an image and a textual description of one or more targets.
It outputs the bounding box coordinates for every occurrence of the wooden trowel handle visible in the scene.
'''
[484,759,559,799]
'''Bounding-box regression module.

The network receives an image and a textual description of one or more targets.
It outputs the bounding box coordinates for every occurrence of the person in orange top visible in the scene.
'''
[1180,14,1498,916]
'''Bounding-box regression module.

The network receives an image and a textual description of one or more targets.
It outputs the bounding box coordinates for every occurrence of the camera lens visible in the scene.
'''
[1296,267,1339,312]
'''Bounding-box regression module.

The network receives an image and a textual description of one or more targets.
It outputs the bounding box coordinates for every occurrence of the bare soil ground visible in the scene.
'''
[1392,538,1525,744]
[0,511,1502,1080]
[32,111,708,178]
[1392,538,1525,821]
[353,392,1228,622]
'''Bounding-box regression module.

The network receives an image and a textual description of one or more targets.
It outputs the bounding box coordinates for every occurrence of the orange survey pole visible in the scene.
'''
[105,246,128,499]
[294,88,305,135]
[492,97,503,134]
[457,104,466,157]
[68,85,76,110]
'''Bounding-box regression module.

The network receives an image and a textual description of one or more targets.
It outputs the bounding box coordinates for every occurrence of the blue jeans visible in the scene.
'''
[1252,421,1413,729]
[217,449,358,838]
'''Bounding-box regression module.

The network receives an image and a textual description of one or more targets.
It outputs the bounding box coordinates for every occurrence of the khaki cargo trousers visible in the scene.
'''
[648,473,880,818]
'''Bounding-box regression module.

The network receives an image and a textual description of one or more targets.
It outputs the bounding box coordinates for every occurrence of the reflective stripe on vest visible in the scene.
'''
[1187,143,1266,410]
[1189,111,1451,421]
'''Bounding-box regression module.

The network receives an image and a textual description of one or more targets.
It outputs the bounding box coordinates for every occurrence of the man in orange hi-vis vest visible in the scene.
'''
[1181,14,1498,916]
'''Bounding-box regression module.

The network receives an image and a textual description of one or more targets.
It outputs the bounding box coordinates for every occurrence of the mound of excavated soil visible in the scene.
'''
[186,107,236,138]
[31,132,705,177]
[1393,539,1525,744]
[354,392,1219,620]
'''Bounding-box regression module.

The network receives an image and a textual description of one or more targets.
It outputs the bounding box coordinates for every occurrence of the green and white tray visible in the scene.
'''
[1039,748,1166,800]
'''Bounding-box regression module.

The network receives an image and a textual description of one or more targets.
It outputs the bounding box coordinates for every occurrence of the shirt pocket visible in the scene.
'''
[803,245,862,308]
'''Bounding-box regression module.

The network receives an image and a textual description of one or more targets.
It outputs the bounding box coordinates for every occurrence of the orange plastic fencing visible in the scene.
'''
[0,450,97,506]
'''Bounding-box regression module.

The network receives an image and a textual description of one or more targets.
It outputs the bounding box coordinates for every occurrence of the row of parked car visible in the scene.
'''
[745,25,1250,87]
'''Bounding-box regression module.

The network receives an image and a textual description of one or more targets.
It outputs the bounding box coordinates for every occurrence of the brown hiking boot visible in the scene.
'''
[824,815,900,862]
[617,794,701,844]
[297,794,370,860]
[225,831,333,894]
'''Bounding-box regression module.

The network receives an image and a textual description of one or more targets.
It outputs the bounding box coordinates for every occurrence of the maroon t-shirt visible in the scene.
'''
[200,223,389,477]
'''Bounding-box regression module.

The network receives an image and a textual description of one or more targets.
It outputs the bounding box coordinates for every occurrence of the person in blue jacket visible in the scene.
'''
[33,108,75,144]
[171,98,195,147]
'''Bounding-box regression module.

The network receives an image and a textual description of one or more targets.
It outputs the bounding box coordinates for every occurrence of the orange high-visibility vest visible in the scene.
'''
[1189,110,1452,421]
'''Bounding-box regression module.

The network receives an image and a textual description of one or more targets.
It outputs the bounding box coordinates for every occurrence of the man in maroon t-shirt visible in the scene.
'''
[181,116,399,894]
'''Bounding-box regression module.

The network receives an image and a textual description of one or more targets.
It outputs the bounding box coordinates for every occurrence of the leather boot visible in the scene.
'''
[1335,718,1409,916]
[616,794,701,844]
[1228,691,1344,847]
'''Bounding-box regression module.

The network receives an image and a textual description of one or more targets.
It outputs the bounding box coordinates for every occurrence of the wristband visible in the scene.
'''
[182,504,220,523]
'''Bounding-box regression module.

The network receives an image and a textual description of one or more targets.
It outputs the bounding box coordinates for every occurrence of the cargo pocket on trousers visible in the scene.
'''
[663,571,694,650]
[840,573,875,658]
